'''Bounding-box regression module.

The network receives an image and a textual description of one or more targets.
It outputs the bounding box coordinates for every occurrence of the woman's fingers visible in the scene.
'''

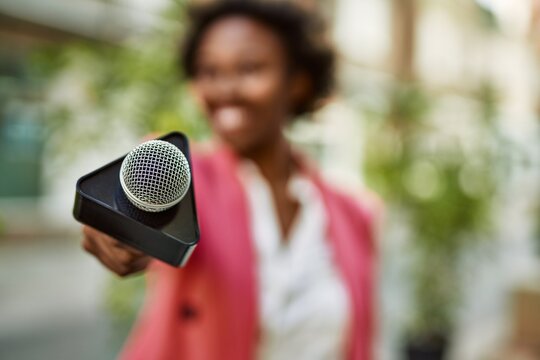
[129,255,152,274]
[81,225,150,276]
[82,230,130,275]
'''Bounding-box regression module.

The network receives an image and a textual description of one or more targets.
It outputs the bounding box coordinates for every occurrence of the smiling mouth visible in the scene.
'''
[213,106,248,132]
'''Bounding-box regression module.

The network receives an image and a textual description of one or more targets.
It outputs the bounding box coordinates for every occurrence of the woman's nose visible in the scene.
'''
[212,72,241,101]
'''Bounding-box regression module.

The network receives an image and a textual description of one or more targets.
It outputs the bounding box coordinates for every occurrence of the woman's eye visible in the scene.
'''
[239,63,263,75]
[197,66,217,79]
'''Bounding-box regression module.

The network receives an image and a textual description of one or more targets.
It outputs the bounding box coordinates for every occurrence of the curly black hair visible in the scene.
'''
[180,0,335,116]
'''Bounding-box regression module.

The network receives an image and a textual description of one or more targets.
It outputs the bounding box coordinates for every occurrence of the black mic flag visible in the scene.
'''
[73,131,200,267]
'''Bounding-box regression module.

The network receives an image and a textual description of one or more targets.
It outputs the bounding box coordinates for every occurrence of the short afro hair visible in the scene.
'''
[180,0,336,116]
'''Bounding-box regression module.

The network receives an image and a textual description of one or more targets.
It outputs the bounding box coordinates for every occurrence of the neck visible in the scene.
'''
[243,134,294,184]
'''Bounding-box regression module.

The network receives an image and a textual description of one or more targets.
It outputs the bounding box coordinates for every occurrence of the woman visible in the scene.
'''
[82,1,376,359]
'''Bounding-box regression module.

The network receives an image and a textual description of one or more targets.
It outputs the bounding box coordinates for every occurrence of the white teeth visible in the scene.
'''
[214,107,245,131]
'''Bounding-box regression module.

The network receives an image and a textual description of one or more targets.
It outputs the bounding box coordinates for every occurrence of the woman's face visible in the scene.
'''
[191,16,297,156]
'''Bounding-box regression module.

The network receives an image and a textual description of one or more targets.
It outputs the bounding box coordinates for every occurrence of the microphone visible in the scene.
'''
[73,132,200,267]
[120,140,191,212]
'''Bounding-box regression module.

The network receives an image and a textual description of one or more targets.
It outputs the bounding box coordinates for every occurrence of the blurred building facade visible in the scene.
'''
[0,0,166,235]
[329,1,540,359]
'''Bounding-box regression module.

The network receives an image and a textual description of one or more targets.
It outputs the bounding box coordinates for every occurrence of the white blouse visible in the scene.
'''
[238,162,351,360]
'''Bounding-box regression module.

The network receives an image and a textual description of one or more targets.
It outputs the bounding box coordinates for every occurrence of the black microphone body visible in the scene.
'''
[73,131,200,267]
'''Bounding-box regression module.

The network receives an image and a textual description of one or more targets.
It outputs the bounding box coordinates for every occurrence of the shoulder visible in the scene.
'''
[316,176,383,251]
[334,185,382,227]
[295,149,383,241]
[325,181,381,223]
[189,142,227,185]
[190,142,218,170]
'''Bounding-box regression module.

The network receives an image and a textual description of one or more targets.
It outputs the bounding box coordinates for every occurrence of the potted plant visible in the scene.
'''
[363,82,499,359]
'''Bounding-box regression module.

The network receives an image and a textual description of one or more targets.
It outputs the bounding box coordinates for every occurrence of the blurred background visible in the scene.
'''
[1,0,540,359]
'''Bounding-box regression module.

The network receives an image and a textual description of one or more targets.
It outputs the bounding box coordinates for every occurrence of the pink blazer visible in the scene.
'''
[120,145,377,360]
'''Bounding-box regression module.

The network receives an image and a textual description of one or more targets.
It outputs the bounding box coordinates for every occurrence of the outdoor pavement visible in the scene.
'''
[0,236,130,360]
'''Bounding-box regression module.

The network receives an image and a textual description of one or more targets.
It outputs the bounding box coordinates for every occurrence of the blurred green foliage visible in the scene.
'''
[102,274,147,354]
[0,216,5,237]
[364,82,500,337]
[31,0,209,166]
[104,274,146,325]
[29,0,208,326]
[536,215,540,257]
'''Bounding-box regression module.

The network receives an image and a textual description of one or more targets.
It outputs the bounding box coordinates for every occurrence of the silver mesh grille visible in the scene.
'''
[119,140,191,212]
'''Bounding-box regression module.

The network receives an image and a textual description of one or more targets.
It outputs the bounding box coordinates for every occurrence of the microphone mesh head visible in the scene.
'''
[119,140,191,212]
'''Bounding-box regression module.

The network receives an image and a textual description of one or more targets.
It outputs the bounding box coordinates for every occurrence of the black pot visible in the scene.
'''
[404,333,449,360]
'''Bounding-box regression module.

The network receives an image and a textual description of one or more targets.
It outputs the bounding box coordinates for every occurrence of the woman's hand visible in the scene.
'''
[82,225,151,277]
